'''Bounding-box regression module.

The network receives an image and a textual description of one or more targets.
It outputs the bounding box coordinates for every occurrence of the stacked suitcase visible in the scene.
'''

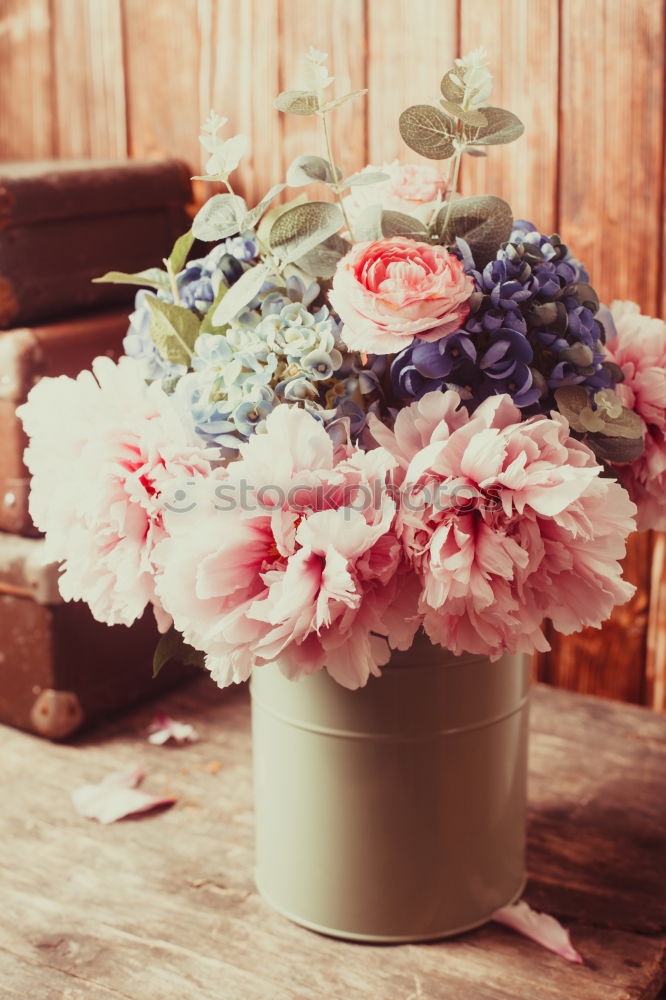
[0,159,196,738]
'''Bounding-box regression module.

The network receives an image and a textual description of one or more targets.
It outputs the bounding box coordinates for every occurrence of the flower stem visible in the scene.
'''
[442,121,465,236]
[163,257,181,306]
[321,111,356,242]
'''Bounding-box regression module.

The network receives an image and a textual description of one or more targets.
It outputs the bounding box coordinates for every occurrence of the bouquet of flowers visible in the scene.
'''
[19,48,666,690]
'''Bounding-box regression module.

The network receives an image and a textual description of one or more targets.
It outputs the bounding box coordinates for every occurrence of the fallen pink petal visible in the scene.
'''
[72,763,177,824]
[492,900,584,964]
[147,714,200,746]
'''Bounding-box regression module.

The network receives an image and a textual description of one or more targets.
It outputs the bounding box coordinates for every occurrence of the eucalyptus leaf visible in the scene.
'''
[353,204,383,242]
[435,195,513,269]
[192,193,247,241]
[319,89,368,113]
[269,201,343,264]
[211,262,269,326]
[92,268,170,290]
[241,183,287,230]
[146,297,201,366]
[585,434,645,464]
[286,155,341,187]
[464,148,488,158]
[380,210,427,239]
[168,230,194,274]
[440,68,465,104]
[257,193,308,246]
[274,90,320,116]
[153,628,204,679]
[398,105,456,160]
[555,386,643,440]
[466,107,525,146]
[440,100,487,127]
[341,170,390,188]
[296,233,351,279]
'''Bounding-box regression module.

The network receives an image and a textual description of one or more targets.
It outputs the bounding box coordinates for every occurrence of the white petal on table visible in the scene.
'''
[492,899,584,964]
[72,762,176,824]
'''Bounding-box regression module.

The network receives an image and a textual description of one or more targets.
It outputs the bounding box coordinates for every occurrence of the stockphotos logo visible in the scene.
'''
[161,478,503,516]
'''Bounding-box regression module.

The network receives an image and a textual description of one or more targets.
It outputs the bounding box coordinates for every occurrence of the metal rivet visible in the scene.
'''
[3,492,16,508]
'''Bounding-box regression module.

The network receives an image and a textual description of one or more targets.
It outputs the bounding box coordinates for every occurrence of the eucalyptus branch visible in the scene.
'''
[320,111,356,242]
[442,121,465,235]
[223,178,284,279]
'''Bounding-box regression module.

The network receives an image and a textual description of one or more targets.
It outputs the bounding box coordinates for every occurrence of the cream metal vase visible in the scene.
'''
[250,631,530,942]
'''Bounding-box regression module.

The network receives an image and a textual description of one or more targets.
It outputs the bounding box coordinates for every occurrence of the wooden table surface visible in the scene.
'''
[1,677,665,1000]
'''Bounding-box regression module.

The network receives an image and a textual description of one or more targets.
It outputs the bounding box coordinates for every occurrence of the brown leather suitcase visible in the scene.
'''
[0,308,131,535]
[0,533,195,739]
[0,159,191,327]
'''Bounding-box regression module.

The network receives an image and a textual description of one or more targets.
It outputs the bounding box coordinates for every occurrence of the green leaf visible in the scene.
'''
[319,89,368,113]
[199,283,229,334]
[153,628,204,679]
[211,262,269,327]
[286,155,341,187]
[296,233,351,279]
[274,90,320,116]
[241,183,287,230]
[464,148,488,158]
[555,386,644,442]
[440,68,465,105]
[380,210,427,239]
[92,268,170,290]
[341,170,390,188]
[440,100,487,128]
[192,193,247,241]
[354,204,383,242]
[435,195,513,269]
[269,201,343,264]
[585,434,645,464]
[399,105,456,160]
[146,297,200,366]
[168,230,195,274]
[256,193,307,246]
[466,107,525,146]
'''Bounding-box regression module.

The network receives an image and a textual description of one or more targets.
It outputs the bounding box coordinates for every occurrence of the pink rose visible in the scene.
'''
[343,162,445,226]
[329,237,473,355]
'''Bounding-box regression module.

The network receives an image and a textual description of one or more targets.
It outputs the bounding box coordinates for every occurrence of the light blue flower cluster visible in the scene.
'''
[175,277,347,452]
[122,233,259,382]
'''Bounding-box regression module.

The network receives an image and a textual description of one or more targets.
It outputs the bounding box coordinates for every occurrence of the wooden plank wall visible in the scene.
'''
[0,0,664,709]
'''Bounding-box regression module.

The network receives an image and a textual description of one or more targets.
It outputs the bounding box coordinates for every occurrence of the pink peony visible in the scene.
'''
[369,391,637,659]
[18,356,214,630]
[343,161,445,226]
[329,237,473,355]
[604,300,666,530]
[154,405,418,690]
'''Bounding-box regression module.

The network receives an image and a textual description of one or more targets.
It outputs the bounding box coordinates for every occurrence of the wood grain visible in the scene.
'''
[0,677,664,999]
[537,531,652,705]
[200,0,282,209]
[51,0,127,159]
[367,0,457,165]
[0,0,54,159]
[559,0,665,313]
[121,0,201,167]
[647,533,666,710]
[459,1,559,233]
[278,0,367,195]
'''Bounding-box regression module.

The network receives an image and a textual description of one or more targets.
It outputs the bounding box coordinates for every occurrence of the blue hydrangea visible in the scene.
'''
[123,289,187,382]
[123,233,260,382]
